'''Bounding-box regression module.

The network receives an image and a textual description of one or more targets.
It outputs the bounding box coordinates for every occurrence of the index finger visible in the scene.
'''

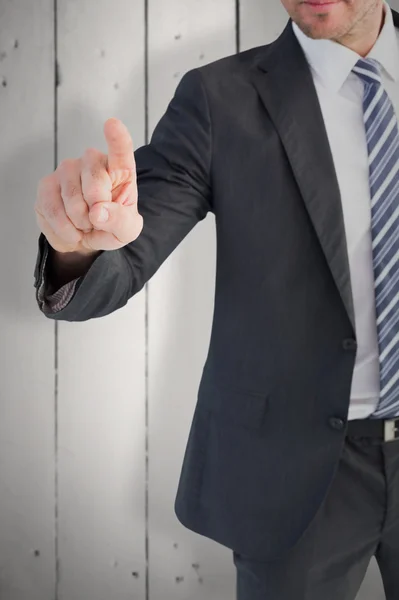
[104,118,136,173]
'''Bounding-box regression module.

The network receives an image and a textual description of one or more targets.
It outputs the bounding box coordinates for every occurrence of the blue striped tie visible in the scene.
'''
[352,58,399,419]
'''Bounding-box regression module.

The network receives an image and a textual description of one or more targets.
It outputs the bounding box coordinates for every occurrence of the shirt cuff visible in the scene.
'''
[35,238,80,314]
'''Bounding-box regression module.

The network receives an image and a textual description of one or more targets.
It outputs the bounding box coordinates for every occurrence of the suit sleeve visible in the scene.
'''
[33,68,213,322]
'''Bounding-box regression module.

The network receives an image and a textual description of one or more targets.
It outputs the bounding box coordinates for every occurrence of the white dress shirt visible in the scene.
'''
[292,1,399,420]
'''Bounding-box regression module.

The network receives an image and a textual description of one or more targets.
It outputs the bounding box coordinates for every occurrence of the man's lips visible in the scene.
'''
[303,1,341,8]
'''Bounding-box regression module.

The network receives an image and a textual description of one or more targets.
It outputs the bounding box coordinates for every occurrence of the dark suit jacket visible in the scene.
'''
[35,10,399,561]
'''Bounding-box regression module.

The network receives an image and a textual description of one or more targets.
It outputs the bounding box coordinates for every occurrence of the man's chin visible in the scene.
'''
[295,18,344,40]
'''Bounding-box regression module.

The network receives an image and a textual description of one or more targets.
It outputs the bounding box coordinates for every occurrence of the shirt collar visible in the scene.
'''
[292,1,399,92]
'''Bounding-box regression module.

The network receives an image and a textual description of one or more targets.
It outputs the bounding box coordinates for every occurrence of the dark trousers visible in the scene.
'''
[234,430,399,599]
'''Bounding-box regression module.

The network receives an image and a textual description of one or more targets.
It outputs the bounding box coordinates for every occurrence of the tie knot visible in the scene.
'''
[352,57,382,85]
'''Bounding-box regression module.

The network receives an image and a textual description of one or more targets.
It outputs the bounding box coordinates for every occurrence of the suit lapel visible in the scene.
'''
[249,18,363,332]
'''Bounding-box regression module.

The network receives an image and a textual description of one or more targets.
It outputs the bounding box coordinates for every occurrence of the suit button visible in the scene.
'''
[329,417,346,431]
[343,338,357,351]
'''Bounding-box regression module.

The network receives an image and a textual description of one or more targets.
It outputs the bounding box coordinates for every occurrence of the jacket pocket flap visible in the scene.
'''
[198,379,269,431]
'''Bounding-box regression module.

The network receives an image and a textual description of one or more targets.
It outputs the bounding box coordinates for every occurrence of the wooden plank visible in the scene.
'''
[240,0,288,50]
[56,1,146,598]
[0,1,56,599]
[147,1,236,599]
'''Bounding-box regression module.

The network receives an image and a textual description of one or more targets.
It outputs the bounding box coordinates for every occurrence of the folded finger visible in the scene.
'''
[57,158,92,232]
[81,148,112,208]
[36,176,82,246]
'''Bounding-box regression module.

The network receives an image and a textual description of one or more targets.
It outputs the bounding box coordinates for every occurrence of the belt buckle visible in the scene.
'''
[384,419,399,442]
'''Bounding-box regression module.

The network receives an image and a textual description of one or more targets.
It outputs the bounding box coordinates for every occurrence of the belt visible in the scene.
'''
[346,417,399,442]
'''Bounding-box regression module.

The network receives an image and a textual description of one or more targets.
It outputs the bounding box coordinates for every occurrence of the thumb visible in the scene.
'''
[89,201,143,246]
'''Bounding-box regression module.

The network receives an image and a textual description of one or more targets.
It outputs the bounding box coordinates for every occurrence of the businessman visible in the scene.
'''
[34,0,399,597]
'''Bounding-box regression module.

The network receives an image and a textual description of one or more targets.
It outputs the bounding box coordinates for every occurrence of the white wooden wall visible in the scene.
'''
[0,0,396,598]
